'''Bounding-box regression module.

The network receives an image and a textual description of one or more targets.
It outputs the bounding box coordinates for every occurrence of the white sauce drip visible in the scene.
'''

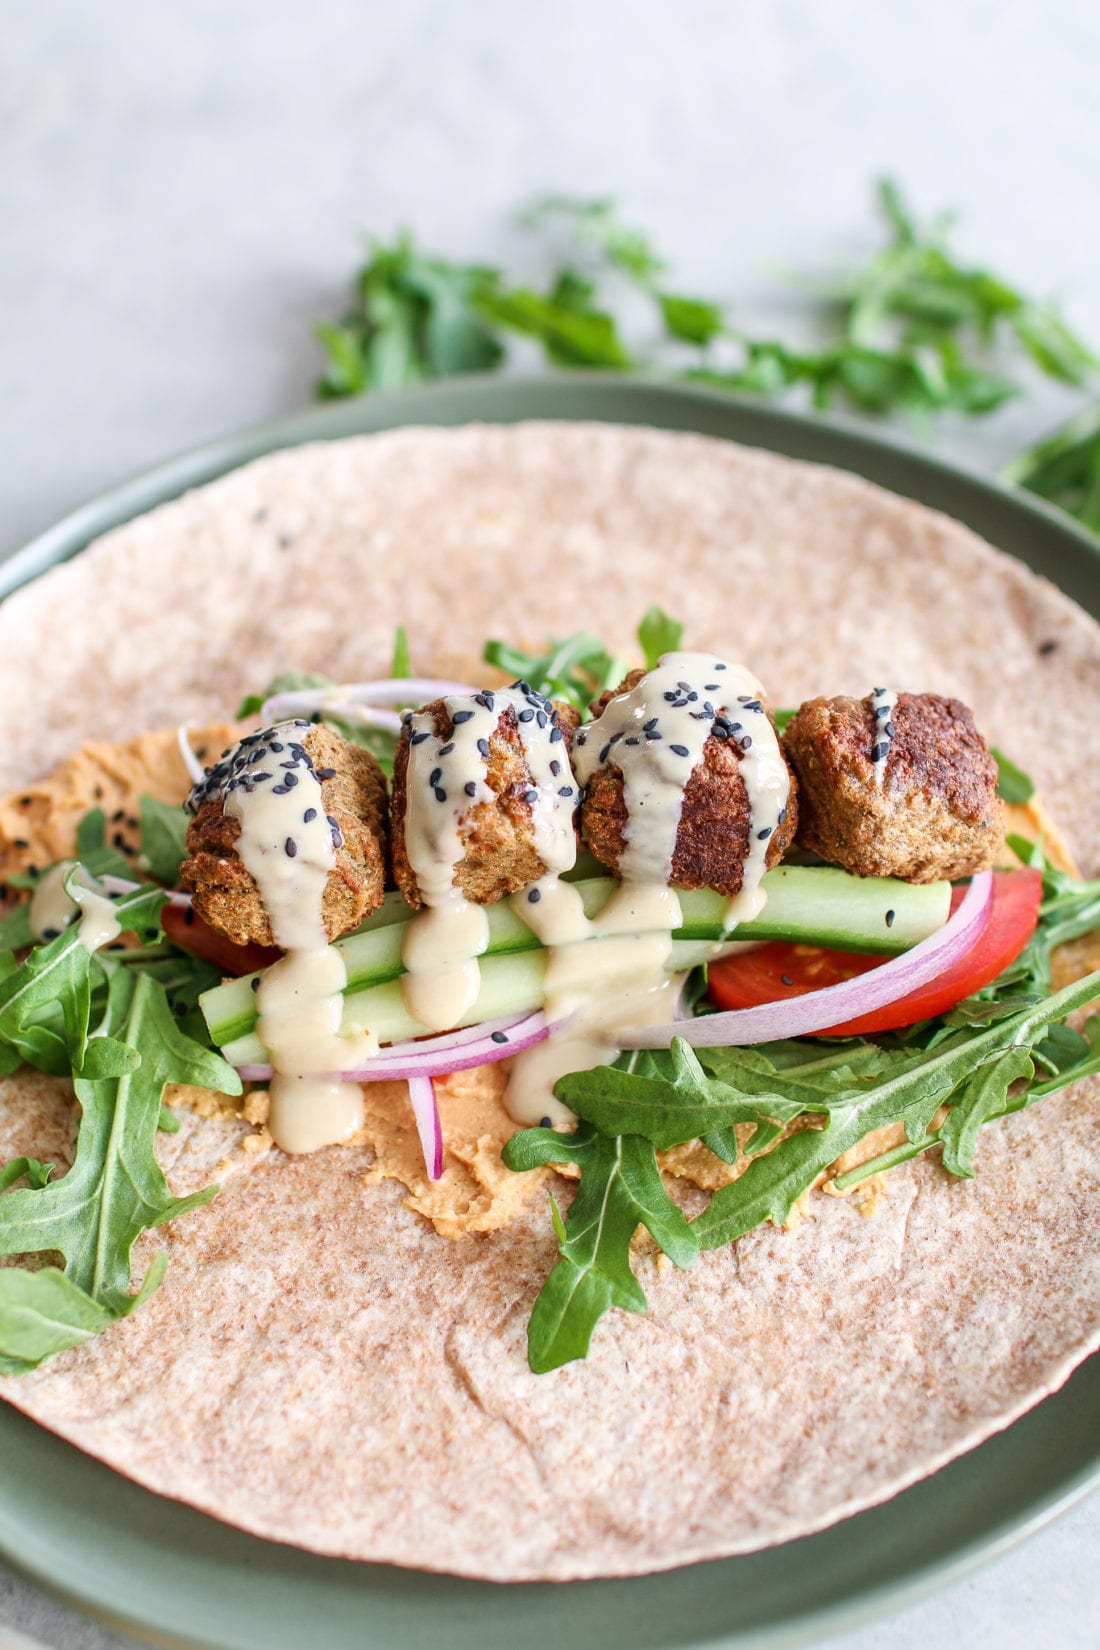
[869,687,898,788]
[400,685,579,1031]
[190,720,376,1155]
[29,861,123,952]
[505,652,791,1124]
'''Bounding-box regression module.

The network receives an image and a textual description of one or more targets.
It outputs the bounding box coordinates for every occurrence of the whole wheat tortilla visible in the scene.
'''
[0,422,1097,1581]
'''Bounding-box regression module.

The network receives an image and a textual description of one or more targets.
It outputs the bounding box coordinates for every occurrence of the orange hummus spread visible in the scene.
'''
[0,729,1092,1243]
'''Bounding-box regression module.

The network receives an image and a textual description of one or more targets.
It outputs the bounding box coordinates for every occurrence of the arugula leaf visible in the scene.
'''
[138,796,189,885]
[482,630,626,713]
[1002,401,1100,537]
[694,971,1100,1248]
[637,606,684,671]
[0,879,166,1077]
[556,1040,804,1152]
[0,968,237,1306]
[476,284,633,369]
[0,1158,53,1192]
[992,747,1035,804]
[502,1124,697,1372]
[0,1252,167,1377]
[74,809,136,882]
[315,235,503,397]
[939,1047,1034,1177]
[391,624,411,680]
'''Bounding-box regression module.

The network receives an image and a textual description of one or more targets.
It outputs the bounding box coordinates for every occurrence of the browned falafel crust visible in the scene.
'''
[180,725,389,947]
[581,671,799,898]
[391,699,580,907]
[782,691,1004,883]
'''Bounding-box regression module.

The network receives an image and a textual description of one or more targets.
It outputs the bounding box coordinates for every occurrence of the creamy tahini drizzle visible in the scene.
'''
[29,861,122,952]
[869,687,898,788]
[504,652,791,1125]
[188,720,377,1154]
[399,684,579,1031]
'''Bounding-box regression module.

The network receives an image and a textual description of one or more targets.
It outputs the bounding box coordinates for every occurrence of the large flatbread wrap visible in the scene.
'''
[0,423,1097,1581]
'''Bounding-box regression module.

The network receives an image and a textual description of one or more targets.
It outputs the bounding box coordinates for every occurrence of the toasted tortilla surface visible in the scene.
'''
[0,423,1097,1580]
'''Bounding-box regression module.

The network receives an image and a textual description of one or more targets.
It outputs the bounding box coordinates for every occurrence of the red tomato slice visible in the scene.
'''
[707,869,1042,1036]
[161,900,281,977]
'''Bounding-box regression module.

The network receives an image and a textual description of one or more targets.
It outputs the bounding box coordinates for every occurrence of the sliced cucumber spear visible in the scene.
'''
[202,866,950,1061]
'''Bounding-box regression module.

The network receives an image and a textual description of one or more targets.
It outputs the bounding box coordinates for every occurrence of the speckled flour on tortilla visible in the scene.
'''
[0,423,1097,1580]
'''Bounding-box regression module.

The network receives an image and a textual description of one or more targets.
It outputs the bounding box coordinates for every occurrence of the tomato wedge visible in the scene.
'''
[707,868,1042,1035]
[161,900,281,977]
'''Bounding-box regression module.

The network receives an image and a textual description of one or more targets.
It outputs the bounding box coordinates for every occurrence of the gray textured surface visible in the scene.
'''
[1,0,1098,1644]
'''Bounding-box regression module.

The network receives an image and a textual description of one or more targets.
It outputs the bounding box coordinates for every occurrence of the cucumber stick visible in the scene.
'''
[203,866,949,1055]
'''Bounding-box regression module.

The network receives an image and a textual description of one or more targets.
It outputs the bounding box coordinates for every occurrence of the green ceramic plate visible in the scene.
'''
[1,377,1097,1650]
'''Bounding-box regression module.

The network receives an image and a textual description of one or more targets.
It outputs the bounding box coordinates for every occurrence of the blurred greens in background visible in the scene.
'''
[314,181,1100,538]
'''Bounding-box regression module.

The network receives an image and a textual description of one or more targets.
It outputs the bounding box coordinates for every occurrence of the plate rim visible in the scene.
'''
[1,372,1097,1650]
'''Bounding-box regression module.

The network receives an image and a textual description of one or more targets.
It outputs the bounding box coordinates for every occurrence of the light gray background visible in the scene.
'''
[1,1,1098,1646]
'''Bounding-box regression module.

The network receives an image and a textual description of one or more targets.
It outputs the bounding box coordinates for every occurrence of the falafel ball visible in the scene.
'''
[391,684,581,908]
[781,691,1003,883]
[181,722,389,947]
[578,668,799,898]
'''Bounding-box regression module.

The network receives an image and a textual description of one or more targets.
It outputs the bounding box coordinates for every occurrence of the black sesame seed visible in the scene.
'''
[670,744,690,757]
[558,785,573,797]
[518,708,535,723]
[112,831,127,848]
[599,744,612,763]
[327,815,340,830]
[711,723,729,740]
[303,807,317,823]
[536,711,548,729]
[173,1001,188,1017]
[539,1116,552,1129]
[625,736,641,746]
[1038,639,1058,656]
[705,683,719,691]
[490,1031,509,1044]
[452,710,474,725]
[464,782,477,797]
[111,808,125,822]
[550,726,562,743]
[524,788,538,804]
[434,788,447,804]
[410,732,429,746]
[780,974,794,987]
[184,906,195,926]
[317,767,337,780]
[549,759,561,777]
[285,837,297,857]
[439,742,455,757]
[884,721,895,737]
[528,888,541,904]
[429,767,443,787]
[757,826,772,840]
[477,738,491,758]
[251,976,260,991]
[885,909,896,928]
[283,773,299,790]
[646,730,661,740]
[644,718,658,732]
[777,806,788,825]
[714,663,727,671]
[269,742,284,753]
[42,926,60,940]
[741,736,752,750]
[144,926,159,939]
[663,691,678,702]
[871,742,887,762]
[272,784,288,795]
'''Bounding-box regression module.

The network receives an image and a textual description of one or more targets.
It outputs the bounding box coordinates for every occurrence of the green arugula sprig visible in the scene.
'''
[506,971,1100,1371]
[0,822,241,1374]
[314,182,1097,520]
[482,605,681,713]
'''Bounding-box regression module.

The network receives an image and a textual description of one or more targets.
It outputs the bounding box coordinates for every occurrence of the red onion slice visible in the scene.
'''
[408,1074,443,1181]
[260,677,476,723]
[234,1011,554,1085]
[619,870,994,1049]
